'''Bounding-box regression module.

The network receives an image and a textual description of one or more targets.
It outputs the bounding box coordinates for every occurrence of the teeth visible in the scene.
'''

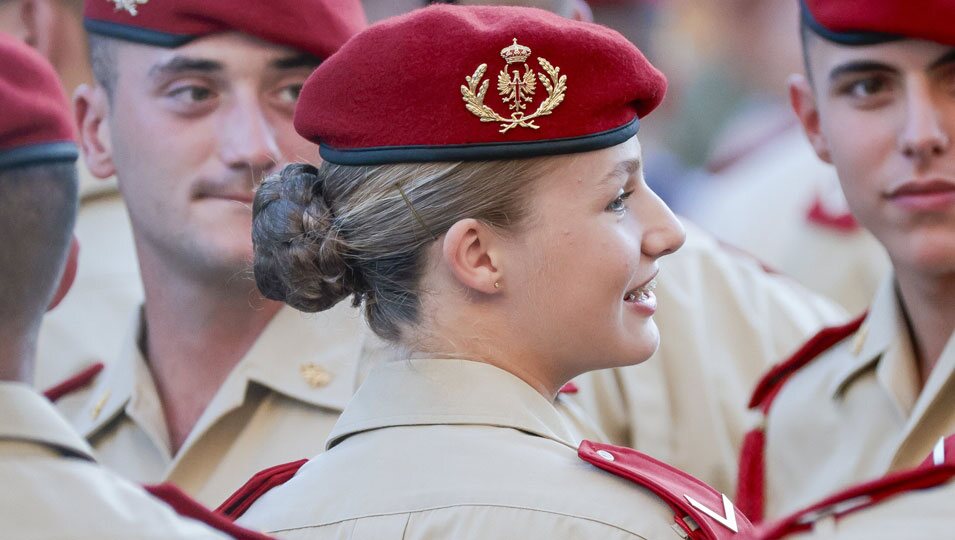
[625,279,657,303]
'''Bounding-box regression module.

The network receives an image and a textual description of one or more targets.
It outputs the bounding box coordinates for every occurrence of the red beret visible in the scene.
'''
[294,5,666,165]
[0,35,77,171]
[801,0,953,46]
[83,0,366,59]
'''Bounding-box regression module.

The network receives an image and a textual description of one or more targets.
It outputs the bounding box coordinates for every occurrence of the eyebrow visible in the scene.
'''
[599,158,642,185]
[149,56,224,80]
[828,60,896,83]
[928,49,955,71]
[270,53,321,70]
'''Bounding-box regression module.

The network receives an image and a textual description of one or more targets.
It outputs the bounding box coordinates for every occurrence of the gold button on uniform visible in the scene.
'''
[300,363,333,388]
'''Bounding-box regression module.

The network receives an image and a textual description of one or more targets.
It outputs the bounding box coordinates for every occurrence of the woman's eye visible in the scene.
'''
[606,190,634,213]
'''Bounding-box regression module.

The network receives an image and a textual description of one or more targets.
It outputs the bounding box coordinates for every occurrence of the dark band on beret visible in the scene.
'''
[0,142,78,171]
[799,0,904,46]
[319,118,640,166]
[84,19,194,48]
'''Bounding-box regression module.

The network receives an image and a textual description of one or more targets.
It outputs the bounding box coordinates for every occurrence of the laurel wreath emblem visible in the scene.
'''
[461,56,567,134]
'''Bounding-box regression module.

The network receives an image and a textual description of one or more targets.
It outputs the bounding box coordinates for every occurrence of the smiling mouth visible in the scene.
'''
[624,278,657,303]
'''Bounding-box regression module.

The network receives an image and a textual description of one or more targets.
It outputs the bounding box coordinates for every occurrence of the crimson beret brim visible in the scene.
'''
[800,0,904,46]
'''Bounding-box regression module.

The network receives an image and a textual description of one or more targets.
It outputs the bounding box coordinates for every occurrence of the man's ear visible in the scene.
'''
[570,0,593,22]
[74,83,117,180]
[18,0,56,59]
[441,218,504,295]
[789,73,833,164]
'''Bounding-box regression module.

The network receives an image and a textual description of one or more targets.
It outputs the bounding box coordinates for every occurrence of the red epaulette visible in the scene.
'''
[216,459,308,521]
[579,441,754,539]
[754,461,955,539]
[144,483,275,540]
[42,362,104,403]
[806,195,860,233]
[736,313,867,523]
[919,434,955,469]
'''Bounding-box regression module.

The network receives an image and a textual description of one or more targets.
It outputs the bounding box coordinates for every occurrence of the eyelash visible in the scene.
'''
[606,190,634,213]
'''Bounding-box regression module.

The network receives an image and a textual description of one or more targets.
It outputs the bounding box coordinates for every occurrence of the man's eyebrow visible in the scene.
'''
[270,53,321,70]
[828,60,897,83]
[928,49,955,71]
[599,158,641,185]
[149,56,224,79]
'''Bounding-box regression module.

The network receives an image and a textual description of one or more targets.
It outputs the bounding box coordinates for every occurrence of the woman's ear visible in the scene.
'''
[441,218,504,294]
[74,83,117,180]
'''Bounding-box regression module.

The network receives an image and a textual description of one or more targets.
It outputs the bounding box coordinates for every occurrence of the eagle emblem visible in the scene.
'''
[111,0,148,16]
[461,38,567,134]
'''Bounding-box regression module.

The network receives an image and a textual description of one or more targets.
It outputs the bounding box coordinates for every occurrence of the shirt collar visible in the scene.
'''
[829,275,920,414]
[326,358,581,451]
[74,302,375,441]
[0,382,95,461]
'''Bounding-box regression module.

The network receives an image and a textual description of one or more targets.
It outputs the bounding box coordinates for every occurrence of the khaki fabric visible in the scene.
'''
[35,169,142,389]
[779,480,955,539]
[57,303,388,507]
[763,275,955,519]
[561,220,848,494]
[238,359,686,540]
[0,382,229,539]
[691,127,889,314]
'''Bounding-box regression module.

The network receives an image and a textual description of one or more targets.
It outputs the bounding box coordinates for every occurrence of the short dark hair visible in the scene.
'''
[0,162,78,334]
[88,34,118,98]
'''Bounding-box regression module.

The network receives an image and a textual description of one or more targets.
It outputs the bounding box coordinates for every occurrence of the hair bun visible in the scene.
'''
[252,163,360,312]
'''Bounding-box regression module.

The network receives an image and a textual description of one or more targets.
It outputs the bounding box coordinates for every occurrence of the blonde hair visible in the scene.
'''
[252,157,554,342]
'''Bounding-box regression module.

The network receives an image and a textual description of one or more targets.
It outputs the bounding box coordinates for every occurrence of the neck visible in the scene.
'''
[0,331,35,385]
[894,268,955,386]
[138,250,282,453]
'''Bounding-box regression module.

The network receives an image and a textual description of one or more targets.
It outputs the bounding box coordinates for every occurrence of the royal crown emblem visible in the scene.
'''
[461,38,567,134]
[111,0,148,16]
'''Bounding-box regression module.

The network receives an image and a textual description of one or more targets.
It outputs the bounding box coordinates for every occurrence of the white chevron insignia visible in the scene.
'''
[684,493,739,533]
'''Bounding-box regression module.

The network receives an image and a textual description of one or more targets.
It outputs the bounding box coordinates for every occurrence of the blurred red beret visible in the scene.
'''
[801,0,954,46]
[295,5,666,165]
[0,34,77,171]
[84,0,366,59]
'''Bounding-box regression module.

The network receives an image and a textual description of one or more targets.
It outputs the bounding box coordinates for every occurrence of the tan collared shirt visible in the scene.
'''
[562,220,848,495]
[763,275,955,519]
[58,303,386,507]
[238,359,687,540]
[0,382,230,539]
[35,168,141,390]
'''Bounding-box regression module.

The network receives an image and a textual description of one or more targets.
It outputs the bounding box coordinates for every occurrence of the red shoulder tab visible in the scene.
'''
[144,483,274,539]
[558,381,579,394]
[42,362,104,403]
[216,459,308,521]
[806,195,860,232]
[579,441,754,539]
[919,434,955,469]
[755,463,955,540]
[748,314,867,411]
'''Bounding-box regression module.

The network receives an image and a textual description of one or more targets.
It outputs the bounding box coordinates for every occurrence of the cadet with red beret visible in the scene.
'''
[0,32,272,540]
[228,5,755,538]
[737,0,955,522]
[46,0,384,507]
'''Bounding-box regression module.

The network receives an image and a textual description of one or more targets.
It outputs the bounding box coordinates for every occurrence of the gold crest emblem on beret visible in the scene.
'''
[461,38,567,134]
[111,0,148,16]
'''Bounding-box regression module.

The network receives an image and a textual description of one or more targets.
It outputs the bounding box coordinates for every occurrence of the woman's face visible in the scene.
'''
[501,136,685,380]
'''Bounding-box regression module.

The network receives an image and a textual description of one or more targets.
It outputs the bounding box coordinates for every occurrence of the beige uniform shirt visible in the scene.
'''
[690,127,889,314]
[763,275,955,519]
[563,219,848,494]
[238,359,689,540]
[0,382,230,539]
[57,303,385,507]
[777,480,955,540]
[35,169,142,389]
